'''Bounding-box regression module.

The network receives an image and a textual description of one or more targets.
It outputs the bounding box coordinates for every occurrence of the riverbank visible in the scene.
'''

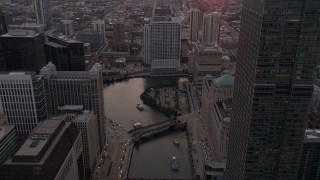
[140,87,179,117]
[103,77,193,179]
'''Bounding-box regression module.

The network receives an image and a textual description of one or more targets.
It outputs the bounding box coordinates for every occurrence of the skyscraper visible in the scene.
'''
[40,62,106,151]
[226,0,319,179]
[144,17,181,74]
[45,36,85,71]
[0,119,84,179]
[190,9,200,41]
[34,0,52,29]
[92,20,106,44]
[0,29,46,72]
[57,105,99,178]
[298,129,320,179]
[0,10,13,35]
[202,12,221,45]
[60,20,74,37]
[192,44,223,90]
[0,72,47,137]
[113,21,125,49]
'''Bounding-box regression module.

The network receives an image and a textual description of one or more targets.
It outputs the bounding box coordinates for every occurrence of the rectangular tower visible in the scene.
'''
[40,62,106,151]
[226,0,319,179]
[0,119,84,179]
[298,129,320,179]
[190,9,199,41]
[45,36,85,71]
[113,21,124,47]
[34,0,52,29]
[145,17,181,74]
[202,12,220,45]
[0,30,46,72]
[0,73,47,137]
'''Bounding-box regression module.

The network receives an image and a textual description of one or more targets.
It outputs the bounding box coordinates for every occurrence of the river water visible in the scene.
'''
[103,77,193,179]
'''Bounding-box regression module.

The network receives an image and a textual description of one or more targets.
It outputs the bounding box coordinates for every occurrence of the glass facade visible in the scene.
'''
[226,0,319,179]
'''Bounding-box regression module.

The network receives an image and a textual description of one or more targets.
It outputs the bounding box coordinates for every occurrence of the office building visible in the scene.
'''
[92,20,105,43]
[60,20,74,37]
[113,21,125,48]
[202,12,220,45]
[192,44,223,90]
[0,121,17,165]
[0,119,84,179]
[144,17,181,74]
[190,9,200,41]
[298,129,320,179]
[0,29,46,72]
[57,105,99,178]
[226,0,319,179]
[34,0,52,29]
[201,72,234,162]
[0,10,13,35]
[45,36,85,71]
[76,31,104,52]
[0,73,47,137]
[40,62,106,151]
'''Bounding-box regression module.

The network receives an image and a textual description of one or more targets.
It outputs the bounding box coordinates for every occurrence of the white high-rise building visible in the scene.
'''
[56,106,99,176]
[92,20,105,43]
[0,72,47,137]
[190,9,200,41]
[40,62,106,151]
[202,12,221,45]
[34,0,52,29]
[144,17,181,74]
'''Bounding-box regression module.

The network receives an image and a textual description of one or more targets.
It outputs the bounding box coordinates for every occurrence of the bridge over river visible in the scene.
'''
[128,118,187,143]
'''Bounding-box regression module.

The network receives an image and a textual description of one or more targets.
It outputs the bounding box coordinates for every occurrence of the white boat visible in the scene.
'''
[133,122,143,129]
[170,156,179,170]
[136,104,144,111]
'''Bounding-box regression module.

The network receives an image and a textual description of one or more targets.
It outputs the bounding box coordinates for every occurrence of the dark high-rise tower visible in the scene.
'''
[45,36,85,71]
[0,30,46,72]
[226,0,319,179]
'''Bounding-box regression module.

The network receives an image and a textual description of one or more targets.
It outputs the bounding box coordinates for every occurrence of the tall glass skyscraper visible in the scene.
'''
[34,0,52,29]
[226,0,319,179]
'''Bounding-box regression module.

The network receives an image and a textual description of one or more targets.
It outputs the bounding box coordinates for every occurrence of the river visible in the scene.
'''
[103,77,193,179]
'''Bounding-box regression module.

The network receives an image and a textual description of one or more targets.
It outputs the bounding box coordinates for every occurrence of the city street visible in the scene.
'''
[92,117,132,180]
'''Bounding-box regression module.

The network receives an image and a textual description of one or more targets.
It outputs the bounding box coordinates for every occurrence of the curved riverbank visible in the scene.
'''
[140,88,178,118]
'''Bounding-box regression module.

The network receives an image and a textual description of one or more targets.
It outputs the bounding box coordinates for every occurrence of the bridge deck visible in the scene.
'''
[129,118,178,136]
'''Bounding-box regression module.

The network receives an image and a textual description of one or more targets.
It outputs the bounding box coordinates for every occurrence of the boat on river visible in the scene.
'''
[171,156,179,170]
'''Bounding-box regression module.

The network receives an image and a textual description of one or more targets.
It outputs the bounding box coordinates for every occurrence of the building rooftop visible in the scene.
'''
[58,105,84,112]
[15,120,63,158]
[214,71,234,85]
[73,110,93,123]
[1,29,41,38]
[46,41,66,48]
[3,119,75,166]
